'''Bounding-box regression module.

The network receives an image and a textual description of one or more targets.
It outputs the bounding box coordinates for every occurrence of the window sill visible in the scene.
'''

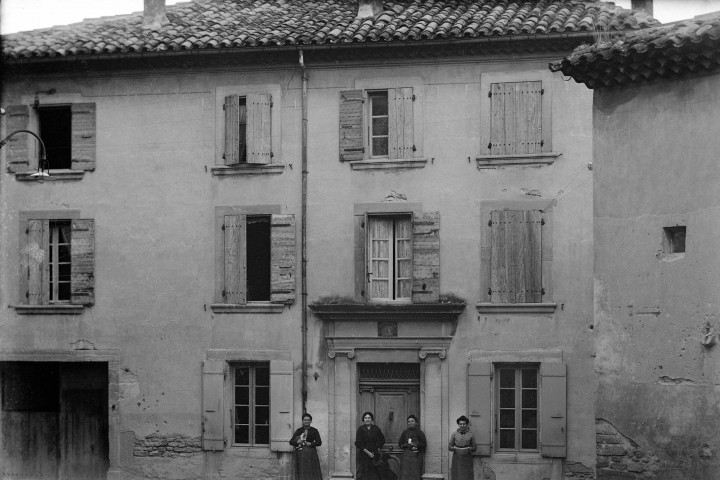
[484,452,550,464]
[475,303,556,314]
[349,158,427,171]
[210,164,285,176]
[13,304,85,315]
[210,303,285,314]
[15,170,86,181]
[476,153,561,169]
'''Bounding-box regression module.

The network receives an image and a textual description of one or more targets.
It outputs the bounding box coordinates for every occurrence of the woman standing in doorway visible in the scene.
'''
[355,411,386,480]
[448,415,476,480]
[290,413,323,480]
[398,414,426,480]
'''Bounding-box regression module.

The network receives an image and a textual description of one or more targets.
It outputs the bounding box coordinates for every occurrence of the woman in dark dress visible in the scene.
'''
[398,414,426,480]
[448,415,476,480]
[290,413,323,480]
[355,411,386,480]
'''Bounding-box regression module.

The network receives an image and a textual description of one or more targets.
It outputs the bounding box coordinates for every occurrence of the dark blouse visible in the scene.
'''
[398,427,427,452]
[290,426,322,448]
[354,424,385,453]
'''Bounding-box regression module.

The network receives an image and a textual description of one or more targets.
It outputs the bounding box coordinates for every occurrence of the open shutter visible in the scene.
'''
[223,95,241,165]
[489,82,542,155]
[71,103,96,171]
[540,363,567,457]
[270,214,295,304]
[412,211,440,303]
[202,360,226,451]
[388,87,414,160]
[25,219,49,305]
[70,219,95,305]
[468,362,492,456]
[5,105,31,173]
[223,214,247,304]
[339,90,364,161]
[269,360,294,452]
[247,93,272,164]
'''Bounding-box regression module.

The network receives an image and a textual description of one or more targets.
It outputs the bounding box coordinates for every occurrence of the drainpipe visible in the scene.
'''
[299,49,309,413]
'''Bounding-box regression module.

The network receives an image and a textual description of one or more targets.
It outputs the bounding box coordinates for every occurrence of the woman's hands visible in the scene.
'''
[363,449,375,458]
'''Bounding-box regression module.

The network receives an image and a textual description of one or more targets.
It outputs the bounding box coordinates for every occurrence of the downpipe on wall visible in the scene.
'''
[299,49,308,413]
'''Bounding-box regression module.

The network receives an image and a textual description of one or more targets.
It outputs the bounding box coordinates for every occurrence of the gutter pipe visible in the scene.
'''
[299,49,308,413]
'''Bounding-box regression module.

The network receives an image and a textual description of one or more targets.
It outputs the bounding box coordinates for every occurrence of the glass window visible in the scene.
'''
[233,363,270,445]
[497,365,538,451]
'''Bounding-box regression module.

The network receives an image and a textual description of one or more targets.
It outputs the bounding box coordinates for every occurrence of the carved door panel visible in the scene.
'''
[375,391,406,446]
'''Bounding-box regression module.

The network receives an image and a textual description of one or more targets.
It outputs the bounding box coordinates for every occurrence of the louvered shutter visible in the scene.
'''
[490,210,542,303]
[540,363,567,457]
[489,82,542,155]
[412,211,440,303]
[202,360,226,451]
[339,90,364,161]
[25,219,49,305]
[468,362,492,456]
[270,214,295,304]
[70,219,95,305]
[247,93,272,164]
[223,214,247,304]
[71,103,96,171]
[223,95,241,165]
[5,105,31,173]
[388,87,414,160]
[269,360,294,452]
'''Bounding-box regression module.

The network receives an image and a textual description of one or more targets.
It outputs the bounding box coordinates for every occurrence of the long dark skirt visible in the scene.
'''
[398,449,423,480]
[450,448,473,480]
[295,447,322,480]
[356,452,381,480]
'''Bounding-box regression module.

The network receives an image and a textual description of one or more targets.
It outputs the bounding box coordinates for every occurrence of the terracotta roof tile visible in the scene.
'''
[3,0,658,61]
[550,12,720,88]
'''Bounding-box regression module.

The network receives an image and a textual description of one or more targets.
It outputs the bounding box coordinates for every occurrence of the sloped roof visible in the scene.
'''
[3,0,658,61]
[549,12,720,88]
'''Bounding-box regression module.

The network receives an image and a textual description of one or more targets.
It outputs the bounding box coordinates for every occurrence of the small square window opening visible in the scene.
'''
[663,226,686,254]
[38,106,72,170]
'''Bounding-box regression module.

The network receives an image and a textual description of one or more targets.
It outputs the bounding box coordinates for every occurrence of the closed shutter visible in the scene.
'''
[223,214,247,304]
[339,90,364,161]
[25,219,49,305]
[540,363,567,457]
[202,360,226,451]
[223,95,241,165]
[489,81,542,155]
[468,362,492,456]
[5,105,31,173]
[270,214,296,304]
[269,360,294,452]
[71,103,96,171]
[388,87,414,160]
[490,210,542,303]
[411,211,440,303]
[70,219,95,305]
[247,93,272,164]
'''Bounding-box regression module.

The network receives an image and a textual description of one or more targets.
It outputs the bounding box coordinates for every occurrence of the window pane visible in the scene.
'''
[58,282,71,301]
[522,369,537,388]
[522,410,537,429]
[235,367,249,386]
[372,117,388,136]
[235,405,249,424]
[372,138,388,156]
[371,93,388,116]
[499,410,515,428]
[371,279,389,298]
[255,425,270,445]
[499,369,515,388]
[500,389,515,408]
[521,430,537,449]
[499,430,515,449]
[255,406,269,426]
[255,386,269,406]
[522,390,537,408]
[373,240,390,260]
[235,386,249,405]
[255,366,269,386]
[397,278,412,299]
[374,259,389,278]
[58,245,71,263]
[58,263,71,282]
[235,425,249,444]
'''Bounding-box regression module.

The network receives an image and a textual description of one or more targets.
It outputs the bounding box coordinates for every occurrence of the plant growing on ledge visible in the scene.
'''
[312,295,360,305]
[439,292,466,304]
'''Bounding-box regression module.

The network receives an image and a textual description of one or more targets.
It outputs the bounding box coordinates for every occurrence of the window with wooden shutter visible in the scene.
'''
[339,90,364,161]
[70,103,96,171]
[270,214,296,304]
[468,362,492,456]
[70,219,95,305]
[367,215,412,301]
[388,87,414,160]
[489,210,543,303]
[489,81,543,155]
[269,360,294,452]
[411,211,440,303]
[4,105,31,173]
[539,363,567,458]
[202,359,226,451]
[223,94,271,165]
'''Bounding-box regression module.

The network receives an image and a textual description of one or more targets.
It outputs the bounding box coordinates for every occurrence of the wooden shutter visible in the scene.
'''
[5,105,31,173]
[490,210,542,303]
[270,214,296,304]
[202,360,226,451]
[25,219,49,305]
[223,215,246,304]
[71,103,96,171]
[339,90,364,161]
[247,93,272,164]
[269,360,294,452]
[388,87,414,160]
[540,363,567,458]
[70,219,95,305]
[489,81,542,155]
[468,362,492,456]
[412,211,440,304]
[223,95,241,165]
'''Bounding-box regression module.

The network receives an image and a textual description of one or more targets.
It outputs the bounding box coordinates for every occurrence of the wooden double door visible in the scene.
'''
[357,363,420,450]
[0,362,109,480]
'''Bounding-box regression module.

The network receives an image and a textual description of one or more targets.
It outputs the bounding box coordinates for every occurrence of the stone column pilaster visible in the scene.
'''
[419,348,447,480]
[328,348,355,480]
